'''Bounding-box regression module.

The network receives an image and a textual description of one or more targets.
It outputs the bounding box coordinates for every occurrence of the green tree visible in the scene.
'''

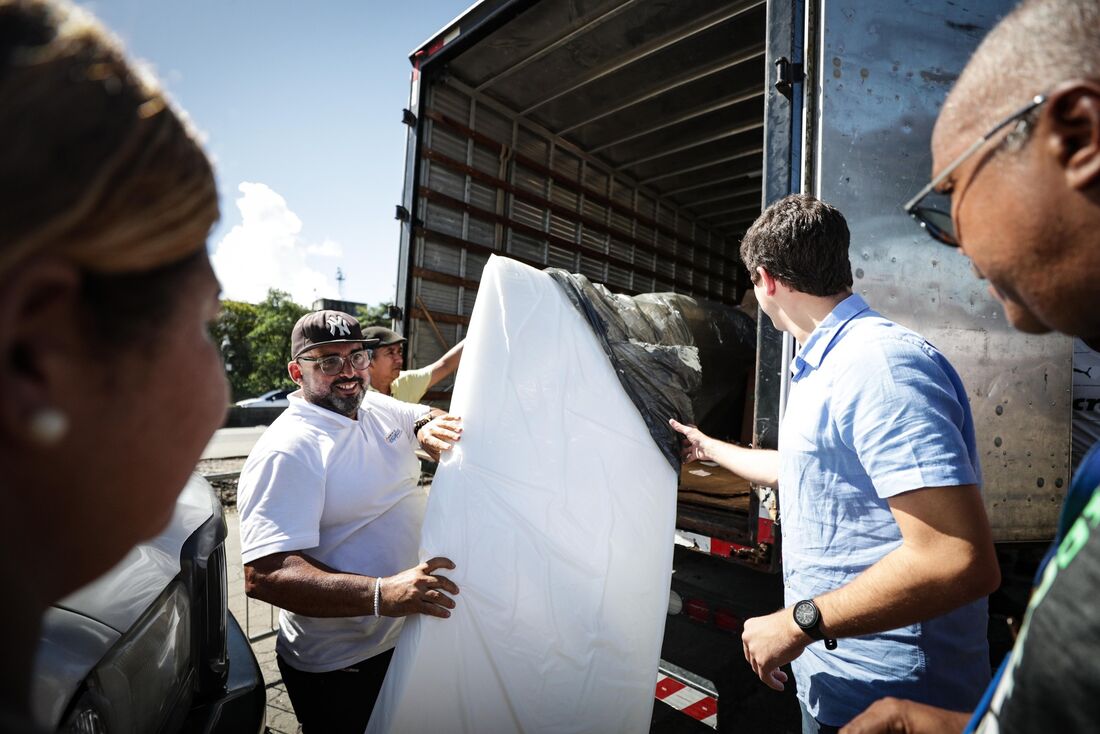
[244,289,310,397]
[356,302,392,329]
[210,300,258,402]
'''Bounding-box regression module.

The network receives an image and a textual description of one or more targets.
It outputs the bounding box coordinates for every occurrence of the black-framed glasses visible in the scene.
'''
[903,93,1047,247]
[297,349,370,376]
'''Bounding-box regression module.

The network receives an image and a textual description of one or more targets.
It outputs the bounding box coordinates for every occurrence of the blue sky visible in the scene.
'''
[83,0,474,307]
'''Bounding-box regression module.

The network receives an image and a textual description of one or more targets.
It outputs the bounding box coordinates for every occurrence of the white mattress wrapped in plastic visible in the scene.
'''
[367,255,678,733]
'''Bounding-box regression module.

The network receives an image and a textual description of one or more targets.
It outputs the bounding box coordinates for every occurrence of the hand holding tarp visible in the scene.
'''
[380,557,460,619]
[669,418,714,463]
[418,414,462,461]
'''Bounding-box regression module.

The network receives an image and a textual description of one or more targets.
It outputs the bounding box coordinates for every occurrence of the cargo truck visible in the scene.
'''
[393,1,1069,730]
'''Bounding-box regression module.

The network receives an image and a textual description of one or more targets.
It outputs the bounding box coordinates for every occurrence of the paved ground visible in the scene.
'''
[225,506,301,733]
[203,426,267,460]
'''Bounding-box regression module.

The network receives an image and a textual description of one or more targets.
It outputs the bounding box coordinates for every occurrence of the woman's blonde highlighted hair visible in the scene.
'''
[0,0,218,278]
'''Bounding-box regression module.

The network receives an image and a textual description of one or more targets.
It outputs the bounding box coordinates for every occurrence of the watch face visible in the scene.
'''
[794,601,818,627]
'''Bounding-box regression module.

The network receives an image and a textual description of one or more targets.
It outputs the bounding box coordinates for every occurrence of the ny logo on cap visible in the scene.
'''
[326,315,351,336]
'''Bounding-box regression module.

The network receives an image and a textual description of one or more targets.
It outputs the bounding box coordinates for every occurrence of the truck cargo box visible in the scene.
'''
[395,3,1072,726]
[396,0,1071,549]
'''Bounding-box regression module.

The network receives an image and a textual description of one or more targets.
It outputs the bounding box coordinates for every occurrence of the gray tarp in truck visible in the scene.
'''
[548,269,756,469]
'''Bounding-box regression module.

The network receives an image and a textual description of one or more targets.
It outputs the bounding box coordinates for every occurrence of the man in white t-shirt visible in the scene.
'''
[238,310,463,734]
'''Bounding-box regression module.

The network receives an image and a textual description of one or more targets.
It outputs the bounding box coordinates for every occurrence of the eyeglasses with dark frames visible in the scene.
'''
[903,93,1047,247]
[297,349,371,376]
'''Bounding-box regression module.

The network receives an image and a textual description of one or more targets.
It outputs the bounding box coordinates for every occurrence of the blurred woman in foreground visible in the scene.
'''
[0,0,228,727]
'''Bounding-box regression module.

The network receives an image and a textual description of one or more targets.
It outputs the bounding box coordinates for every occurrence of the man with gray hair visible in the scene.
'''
[842,0,1100,732]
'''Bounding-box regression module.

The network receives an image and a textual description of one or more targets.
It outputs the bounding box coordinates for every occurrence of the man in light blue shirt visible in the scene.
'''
[671,194,1000,732]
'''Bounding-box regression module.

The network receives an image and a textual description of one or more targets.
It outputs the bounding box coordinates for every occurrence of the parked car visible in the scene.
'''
[32,474,266,733]
[235,388,293,409]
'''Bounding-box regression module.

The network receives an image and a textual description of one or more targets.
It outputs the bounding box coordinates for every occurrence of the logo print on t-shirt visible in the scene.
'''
[386,428,402,444]
[326,315,351,336]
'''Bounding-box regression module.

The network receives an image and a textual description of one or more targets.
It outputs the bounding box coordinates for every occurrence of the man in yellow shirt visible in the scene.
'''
[363,326,465,404]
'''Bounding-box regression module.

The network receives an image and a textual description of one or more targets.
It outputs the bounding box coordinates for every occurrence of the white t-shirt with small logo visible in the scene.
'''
[238,391,427,673]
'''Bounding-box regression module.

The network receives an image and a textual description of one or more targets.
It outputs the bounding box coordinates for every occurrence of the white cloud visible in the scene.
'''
[307,238,344,258]
[211,182,339,306]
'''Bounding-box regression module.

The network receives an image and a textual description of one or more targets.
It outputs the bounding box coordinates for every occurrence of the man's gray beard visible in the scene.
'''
[326,389,365,417]
[304,380,365,417]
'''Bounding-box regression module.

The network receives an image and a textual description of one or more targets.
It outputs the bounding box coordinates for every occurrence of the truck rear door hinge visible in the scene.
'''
[774,57,804,96]
[395,205,410,222]
[401,108,417,127]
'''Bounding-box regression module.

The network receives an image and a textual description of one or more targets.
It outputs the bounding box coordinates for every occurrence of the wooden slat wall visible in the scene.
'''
[406,81,745,405]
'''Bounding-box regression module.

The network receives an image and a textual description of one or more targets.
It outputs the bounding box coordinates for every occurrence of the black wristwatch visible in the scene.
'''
[793,599,837,650]
[413,414,432,436]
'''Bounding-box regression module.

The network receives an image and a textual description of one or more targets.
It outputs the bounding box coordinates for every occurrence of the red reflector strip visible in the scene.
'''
[655,674,718,729]
[684,598,709,622]
[714,608,742,632]
[655,677,686,698]
[710,538,733,557]
[682,696,718,721]
[758,516,776,544]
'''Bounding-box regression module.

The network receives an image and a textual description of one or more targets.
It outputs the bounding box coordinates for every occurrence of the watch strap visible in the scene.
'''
[794,599,837,650]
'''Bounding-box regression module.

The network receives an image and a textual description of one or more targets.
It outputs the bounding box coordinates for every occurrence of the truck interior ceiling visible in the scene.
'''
[410,0,769,550]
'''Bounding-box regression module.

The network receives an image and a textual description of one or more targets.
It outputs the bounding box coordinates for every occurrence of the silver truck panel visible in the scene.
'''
[813,0,1070,540]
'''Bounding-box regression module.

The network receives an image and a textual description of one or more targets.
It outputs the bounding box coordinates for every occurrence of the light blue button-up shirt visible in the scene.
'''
[779,294,989,726]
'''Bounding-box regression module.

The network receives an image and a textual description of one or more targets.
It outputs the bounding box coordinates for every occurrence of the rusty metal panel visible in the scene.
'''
[814,0,1071,541]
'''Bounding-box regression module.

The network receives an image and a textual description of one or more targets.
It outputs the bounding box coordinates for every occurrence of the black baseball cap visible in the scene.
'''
[362,326,406,348]
[291,310,379,359]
